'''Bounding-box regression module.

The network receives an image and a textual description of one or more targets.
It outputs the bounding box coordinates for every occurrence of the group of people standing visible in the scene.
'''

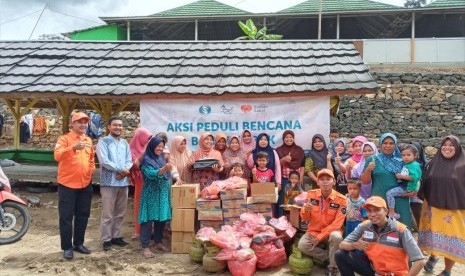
[53,112,464,276]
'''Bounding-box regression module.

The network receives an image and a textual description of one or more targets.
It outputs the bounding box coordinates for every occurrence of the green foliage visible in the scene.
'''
[404,0,427,8]
[235,19,283,40]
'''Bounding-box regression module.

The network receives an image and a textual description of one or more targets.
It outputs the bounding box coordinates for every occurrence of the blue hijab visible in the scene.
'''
[252,133,276,171]
[141,136,170,179]
[376,133,404,174]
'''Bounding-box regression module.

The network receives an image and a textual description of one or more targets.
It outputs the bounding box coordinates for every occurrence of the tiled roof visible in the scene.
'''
[150,0,250,17]
[0,41,377,96]
[280,0,402,13]
[426,0,465,8]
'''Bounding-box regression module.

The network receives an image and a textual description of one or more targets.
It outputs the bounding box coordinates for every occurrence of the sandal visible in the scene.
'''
[131,233,140,241]
[141,248,155,259]
[424,255,439,272]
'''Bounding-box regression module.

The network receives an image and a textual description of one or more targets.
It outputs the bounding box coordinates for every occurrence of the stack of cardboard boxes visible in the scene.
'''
[246,182,277,219]
[221,188,247,225]
[197,198,223,231]
[171,184,200,253]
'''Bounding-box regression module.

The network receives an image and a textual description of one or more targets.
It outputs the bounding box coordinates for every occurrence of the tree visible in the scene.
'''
[404,0,427,8]
[235,19,283,40]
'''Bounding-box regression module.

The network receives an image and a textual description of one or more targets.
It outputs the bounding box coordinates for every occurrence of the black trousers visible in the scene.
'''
[140,221,166,248]
[58,184,93,250]
[335,249,375,276]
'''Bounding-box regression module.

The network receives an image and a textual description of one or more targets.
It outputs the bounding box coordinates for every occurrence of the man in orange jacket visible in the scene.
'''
[54,112,95,260]
[298,169,347,276]
[336,196,425,276]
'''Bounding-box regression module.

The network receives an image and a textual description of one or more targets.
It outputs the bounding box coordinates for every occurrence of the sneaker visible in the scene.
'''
[327,267,339,276]
[111,238,129,247]
[103,241,112,251]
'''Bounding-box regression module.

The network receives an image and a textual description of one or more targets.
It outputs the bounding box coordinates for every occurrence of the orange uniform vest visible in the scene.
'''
[361,220,409,276]
[300,189,347,241]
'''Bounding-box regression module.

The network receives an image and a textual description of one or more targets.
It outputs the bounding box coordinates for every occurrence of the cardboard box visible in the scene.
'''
[200,220,223,230]
[198,209,223,221]
[220,188,247,200]
[249,182,277,203]
[171,208,196,231]
[171,241,192,254]
[171,184,200,209]
[222,198,246,209]
[223,217,241,225]
[290,205,308,230]
[245,199,273,213]
[172,231,195,243]
[196,199,222,211]
[222,207,247,218]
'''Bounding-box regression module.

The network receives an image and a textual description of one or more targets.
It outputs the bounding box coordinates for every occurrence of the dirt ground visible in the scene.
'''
[1,185,463,276]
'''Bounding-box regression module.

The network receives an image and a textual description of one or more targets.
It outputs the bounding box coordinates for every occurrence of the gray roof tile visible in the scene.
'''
[0,41,377,96]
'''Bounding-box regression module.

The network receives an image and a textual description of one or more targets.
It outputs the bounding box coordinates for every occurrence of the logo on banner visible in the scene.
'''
[241,104,252,113]
[221,105,233,114]
[198,105,212,115]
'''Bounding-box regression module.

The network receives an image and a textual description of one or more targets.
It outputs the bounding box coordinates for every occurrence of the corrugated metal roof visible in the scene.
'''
[427,0,465,8]
[280,0,402,13]
[151,0,251,17]
[0,40,377,96]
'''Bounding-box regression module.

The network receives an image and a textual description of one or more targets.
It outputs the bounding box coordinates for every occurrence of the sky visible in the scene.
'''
[0,0,420,40]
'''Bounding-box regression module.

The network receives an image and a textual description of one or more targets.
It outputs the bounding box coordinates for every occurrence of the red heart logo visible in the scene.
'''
[241,105,252,113]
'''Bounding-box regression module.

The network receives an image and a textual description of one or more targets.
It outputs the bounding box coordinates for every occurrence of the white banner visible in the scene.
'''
[140,96,329,151]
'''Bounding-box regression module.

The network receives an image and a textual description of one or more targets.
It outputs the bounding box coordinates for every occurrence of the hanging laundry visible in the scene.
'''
[20,119,30,143]
[86,112,103,139]
[33,116,47,135]
[24,113,33,137]
[0,114,4,137]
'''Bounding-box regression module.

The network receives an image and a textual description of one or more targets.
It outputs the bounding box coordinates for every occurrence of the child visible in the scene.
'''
[329,128,340,150]
[284,171,303,212]
[230,162,245,178]
[386,144,422,219]
[252,151,274,183]
[344,179,367,237]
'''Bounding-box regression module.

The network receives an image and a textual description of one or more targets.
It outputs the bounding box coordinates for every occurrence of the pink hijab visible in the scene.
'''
[129,128,152,163]
[240,129,255,153]
[351,135,368,163]
[169,136,193,183]
[192,132,224,165]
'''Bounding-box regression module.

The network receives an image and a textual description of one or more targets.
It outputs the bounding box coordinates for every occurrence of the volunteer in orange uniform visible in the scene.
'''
[336,196,425,276]
[298,169,347,276]
[54,112,95,260]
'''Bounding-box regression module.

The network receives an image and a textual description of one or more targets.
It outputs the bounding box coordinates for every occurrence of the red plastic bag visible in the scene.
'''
[251,243,287,269]
[269,216,297,239]
[201,184,221,199]
[294,192,308,206]
[215,248,254,261]
[227,252,257,276]
[196,227,217,242]
[210,230,240,250]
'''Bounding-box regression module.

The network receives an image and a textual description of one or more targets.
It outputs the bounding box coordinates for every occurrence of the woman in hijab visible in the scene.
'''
[222,135,249,179]
[343,136,368,176]
[214,132,228,155]
[418,135,465,275]
[169,136,193,184]
[139,136,172,258]
[330,138,352,195]
[129,128,152,240]
[350,141,379,199]
[247,133,282,190]
[241,129,255,155]
[305,134,332,189]
[361,133,414,228]
[189,132,225,189]
[276,130,305,217]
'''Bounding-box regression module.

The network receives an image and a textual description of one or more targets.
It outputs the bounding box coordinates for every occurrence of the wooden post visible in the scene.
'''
[3,98,39,148]
[56,99,78,133]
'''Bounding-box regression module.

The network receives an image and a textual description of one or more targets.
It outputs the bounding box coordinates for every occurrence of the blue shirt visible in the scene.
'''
[96,135,132,187]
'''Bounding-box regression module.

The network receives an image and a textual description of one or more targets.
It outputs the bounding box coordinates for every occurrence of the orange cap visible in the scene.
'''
[72,112,90,123]
[317,169,335,179]
[363,196,387,209]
